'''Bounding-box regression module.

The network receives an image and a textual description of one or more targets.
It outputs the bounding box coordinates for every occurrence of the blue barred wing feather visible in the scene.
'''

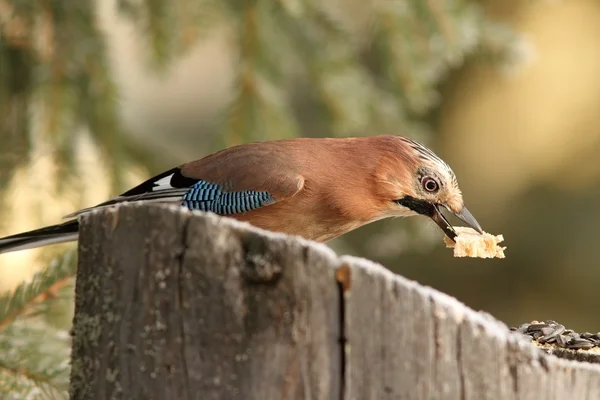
[64,167,278,219]
[182,180,275,214]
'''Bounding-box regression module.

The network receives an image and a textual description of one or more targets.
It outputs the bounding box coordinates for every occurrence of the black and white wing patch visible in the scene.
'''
[64,168,276,219]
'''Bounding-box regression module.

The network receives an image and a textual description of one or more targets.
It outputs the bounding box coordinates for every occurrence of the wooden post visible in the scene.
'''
[70,204,600,400]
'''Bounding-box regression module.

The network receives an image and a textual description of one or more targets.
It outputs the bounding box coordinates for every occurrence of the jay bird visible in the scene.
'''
[0,135,482,254]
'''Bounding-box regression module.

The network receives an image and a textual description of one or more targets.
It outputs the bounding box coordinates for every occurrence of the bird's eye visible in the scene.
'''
[422,177,439,193]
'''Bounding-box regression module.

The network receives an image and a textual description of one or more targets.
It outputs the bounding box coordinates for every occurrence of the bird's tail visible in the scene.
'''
[0,220,79,254]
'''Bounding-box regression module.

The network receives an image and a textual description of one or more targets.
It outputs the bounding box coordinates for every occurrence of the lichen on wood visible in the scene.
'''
[70,204,600,400]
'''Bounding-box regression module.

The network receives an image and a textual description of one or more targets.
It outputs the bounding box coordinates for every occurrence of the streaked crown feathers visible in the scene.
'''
[400,137,458,187]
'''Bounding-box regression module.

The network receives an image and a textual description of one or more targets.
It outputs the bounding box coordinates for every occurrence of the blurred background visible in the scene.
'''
[2,0,600,394]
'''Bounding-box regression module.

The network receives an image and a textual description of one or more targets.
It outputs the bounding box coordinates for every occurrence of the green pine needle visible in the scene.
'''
[0,251,76,333]
[0,319,71,399]
[0,251,76,399]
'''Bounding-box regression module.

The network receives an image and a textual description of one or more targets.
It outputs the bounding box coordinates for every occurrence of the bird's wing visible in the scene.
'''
[63,151,305,219]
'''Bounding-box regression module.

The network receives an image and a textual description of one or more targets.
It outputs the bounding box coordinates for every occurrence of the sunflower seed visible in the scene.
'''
[567,338,594,350]
[527,323,548,333]
[510,320,599,351]
[555,334,569,346]
[539,324,565,344]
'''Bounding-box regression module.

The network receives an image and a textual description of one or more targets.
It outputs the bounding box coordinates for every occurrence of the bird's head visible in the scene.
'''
[375,136,483,241]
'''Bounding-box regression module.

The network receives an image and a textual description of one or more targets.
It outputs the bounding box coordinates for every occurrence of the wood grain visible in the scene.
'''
[340,255,600,400]
[70,204,340,400]
[70,204,600,400]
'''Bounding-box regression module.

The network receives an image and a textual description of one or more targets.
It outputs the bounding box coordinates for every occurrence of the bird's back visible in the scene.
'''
[179,136,411,241]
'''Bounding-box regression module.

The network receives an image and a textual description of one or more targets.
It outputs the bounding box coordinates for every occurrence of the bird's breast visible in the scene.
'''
[230,197,371,242]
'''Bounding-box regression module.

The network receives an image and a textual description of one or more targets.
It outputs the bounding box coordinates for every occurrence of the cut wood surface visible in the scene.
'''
[70,204,600,400]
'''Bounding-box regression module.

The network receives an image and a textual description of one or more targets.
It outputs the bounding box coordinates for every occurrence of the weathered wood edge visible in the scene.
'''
[337,255,600,400]
[70,204,342,400]
[70,203,600,400]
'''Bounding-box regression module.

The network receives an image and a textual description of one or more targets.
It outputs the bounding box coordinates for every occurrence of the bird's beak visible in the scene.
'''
[430,205,483,242]
[395,196,483,242]
[454,206,483,234]
[430,205,457,241]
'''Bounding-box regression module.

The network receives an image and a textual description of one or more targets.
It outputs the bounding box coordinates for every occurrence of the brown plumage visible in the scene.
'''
[0,135,482,253]
[181,136,409,241]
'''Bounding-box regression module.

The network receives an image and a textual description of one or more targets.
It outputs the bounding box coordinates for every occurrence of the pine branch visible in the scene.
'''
[117,0,225,72]
[0,251,74,399]
[0,251,76,333]
[222,0,263,147]
[0,319,71,399]
[1,0,519,199]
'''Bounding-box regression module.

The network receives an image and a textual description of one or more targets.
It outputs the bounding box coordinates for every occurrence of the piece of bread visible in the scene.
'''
[443,226,506,259]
